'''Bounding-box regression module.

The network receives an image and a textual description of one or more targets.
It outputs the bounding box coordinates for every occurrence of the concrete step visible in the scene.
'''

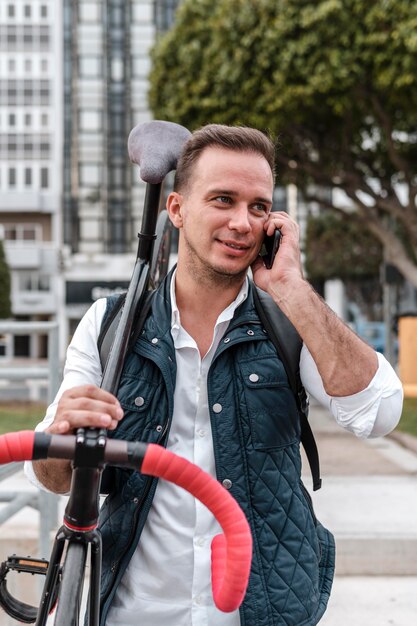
[320,576,417,626]
[303,415,417,576]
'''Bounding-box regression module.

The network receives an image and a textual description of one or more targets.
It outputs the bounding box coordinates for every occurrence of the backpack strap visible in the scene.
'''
[97,289,155,495]
[253,286,322,491]
[97,290,155,374]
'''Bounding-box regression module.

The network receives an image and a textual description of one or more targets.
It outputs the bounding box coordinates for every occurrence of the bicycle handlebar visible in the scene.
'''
[0,431,252,613]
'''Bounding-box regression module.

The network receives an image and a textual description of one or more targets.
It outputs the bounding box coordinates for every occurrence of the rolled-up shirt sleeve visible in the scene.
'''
[300,346,403,439]
[24,298,107,489]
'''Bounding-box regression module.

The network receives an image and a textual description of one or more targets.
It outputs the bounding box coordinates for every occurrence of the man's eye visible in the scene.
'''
[214,196,232,204]
[252,203,268,213]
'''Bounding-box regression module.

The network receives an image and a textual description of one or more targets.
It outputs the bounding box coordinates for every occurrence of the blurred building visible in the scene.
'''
[0,0,181,360]
[62,0,183,348]
[0,0,64,358]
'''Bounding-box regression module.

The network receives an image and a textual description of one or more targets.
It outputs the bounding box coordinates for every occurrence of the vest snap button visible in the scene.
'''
[249,373,259,382]
[247,330,254,336]
[151,337,159,344]
[156,425,163,432]
[224,337,231,343]
[222,479,232,490]
[134,396,145,407]
[212,403,222,413]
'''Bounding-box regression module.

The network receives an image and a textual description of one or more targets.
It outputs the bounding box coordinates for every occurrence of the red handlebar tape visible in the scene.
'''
[0,431,35,464]
[141,443,252,613]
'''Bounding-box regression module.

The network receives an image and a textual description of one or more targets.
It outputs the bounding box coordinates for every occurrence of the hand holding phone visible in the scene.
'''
[260,229,281,269]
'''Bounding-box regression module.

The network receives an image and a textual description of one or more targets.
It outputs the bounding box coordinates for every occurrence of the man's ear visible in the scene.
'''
[166,192,183,228]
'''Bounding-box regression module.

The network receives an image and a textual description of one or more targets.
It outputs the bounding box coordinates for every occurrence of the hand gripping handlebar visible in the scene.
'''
[0,431,252,613]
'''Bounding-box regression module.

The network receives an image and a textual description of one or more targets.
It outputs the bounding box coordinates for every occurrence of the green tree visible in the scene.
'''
[0,239,11,319]
[149,0,417,285]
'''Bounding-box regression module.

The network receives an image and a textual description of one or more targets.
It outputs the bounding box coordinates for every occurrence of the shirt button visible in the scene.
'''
[249,373,259,382]
[196,537,206,547]
[151,337,159,344]
[198,428,206,437]
[194,595,203,605]
[134,396,145,407]
[212,403,222,413]
[222,479,232,490]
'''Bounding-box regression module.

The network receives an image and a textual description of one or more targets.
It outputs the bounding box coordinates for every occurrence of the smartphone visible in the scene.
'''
[260,229,281,269]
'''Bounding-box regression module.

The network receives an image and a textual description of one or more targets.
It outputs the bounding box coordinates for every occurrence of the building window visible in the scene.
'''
[0,335,7,358]
[79,110,101,132]
[39,26,50,47]
[79,3,101,22]
[40,140,50,156]
[41,113,48,127]
[18,272,50,292]
[40,167,49,188]
[24,167,32,186]
[25,58,32,72]
[8,113,16,126]
[23,26,33,45]
[24,113,32,127]
[40,80,50,104]
[8,58,16,72]
[4,224,40,242]
[8,134,17,153]
[23,139,33,155]
[79,56,101,78]
[79,163,101,186]
[154,0,180,32]
[40,5,48,19]
[41,58,48,73]
[7,5,15,18]
[24,5,31,18]
[8,167,16,187]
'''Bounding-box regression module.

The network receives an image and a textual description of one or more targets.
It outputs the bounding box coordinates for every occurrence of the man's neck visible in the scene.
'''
[174,264,246,321]
[173,264,246,355]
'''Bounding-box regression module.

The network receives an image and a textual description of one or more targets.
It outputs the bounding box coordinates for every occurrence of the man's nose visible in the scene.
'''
[228,205,251,232]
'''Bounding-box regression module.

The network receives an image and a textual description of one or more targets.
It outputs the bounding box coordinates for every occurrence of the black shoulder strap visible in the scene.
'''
[98,290,155,373]
[253,286,322,491]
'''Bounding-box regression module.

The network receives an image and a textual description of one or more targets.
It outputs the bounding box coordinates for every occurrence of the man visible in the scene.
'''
[26,124,403,626]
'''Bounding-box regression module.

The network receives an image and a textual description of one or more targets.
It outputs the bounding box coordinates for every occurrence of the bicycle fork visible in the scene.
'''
[35,526,102,626]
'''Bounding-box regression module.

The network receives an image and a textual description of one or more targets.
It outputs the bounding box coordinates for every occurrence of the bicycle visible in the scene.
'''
[0,428,252,625]
[0,121,253,625]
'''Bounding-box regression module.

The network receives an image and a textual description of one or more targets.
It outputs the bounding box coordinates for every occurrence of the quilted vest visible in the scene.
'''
[97,277,335,626]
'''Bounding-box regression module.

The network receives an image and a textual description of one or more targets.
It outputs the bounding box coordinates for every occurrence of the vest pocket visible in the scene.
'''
[239,357,300,450]
[116,374,162,439]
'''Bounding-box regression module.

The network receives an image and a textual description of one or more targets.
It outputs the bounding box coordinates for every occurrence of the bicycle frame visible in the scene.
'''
[0,122,253,626]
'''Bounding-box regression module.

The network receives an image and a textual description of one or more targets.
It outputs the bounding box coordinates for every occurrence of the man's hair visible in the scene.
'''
[173,124,276,191]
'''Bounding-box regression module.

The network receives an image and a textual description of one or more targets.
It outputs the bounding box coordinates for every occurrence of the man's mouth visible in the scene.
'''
[221,240,250,251]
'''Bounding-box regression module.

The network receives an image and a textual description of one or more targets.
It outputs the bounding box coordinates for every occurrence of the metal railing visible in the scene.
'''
[0,320,61,557]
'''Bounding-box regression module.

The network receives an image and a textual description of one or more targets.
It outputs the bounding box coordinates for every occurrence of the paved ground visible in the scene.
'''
[0,401,417,625]
[305,402,417,625]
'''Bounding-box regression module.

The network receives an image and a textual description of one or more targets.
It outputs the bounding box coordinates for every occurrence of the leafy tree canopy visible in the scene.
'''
[0,239,11,319]
[149,0,417,285]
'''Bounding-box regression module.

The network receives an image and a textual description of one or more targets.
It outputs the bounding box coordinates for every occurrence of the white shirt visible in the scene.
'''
[25,276,403,625]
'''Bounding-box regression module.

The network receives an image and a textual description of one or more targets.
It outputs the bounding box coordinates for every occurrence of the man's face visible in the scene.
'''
[169,146,274,281]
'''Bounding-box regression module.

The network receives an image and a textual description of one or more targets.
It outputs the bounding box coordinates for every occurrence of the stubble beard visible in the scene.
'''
[183,235,250,289]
